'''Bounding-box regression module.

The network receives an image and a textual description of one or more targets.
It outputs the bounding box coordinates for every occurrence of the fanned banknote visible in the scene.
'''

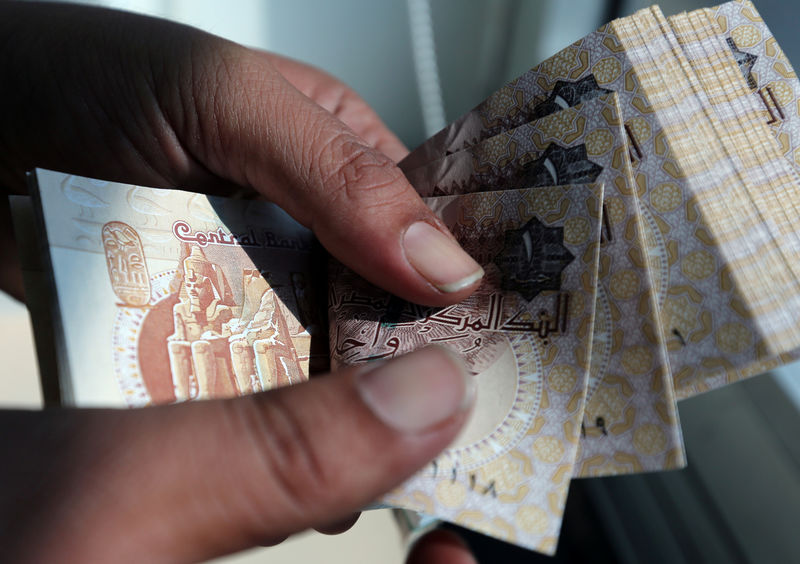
[664,5,800,397]
[613,4,800,398]
[402,0,800,413]
[713,0,800,175]
[405,93,684,477]
[329,185,604,553]
[16,170,604,554]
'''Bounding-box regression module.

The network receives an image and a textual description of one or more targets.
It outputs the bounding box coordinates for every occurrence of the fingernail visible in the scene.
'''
[357,346,475,433]
[403,221,484,293]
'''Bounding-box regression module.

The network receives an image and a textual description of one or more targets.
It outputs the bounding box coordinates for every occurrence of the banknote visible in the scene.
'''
[20,169,326,406]
[400,0,800,405]
[613,5,800,396]
[405,94,685,477]
[666,4,800,397]
[329,185,604,553]
[713,0,800,175]
[17,170,604,554]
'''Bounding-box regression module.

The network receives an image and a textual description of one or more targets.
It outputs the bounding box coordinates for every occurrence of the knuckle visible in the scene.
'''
[233,394,333,516]
[315,130,410,211]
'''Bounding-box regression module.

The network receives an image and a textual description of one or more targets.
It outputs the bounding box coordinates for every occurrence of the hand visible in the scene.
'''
[0,347,476,562]
[0,2,482,562]
[0,1,483,306]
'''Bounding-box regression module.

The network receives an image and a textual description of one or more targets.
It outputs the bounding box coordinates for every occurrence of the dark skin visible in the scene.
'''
[0,2,480,562]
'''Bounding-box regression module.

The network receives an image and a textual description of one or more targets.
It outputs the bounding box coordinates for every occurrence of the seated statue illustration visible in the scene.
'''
[227,269,310,395]
[167,246,237,400]
[167,245,310,402]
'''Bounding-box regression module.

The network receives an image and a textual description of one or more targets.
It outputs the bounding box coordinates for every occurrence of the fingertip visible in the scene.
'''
[314,512,361,536]
[406,529,477,564]
[257,535,290,547]
[402,220,485,300]
[356,346,474,434]
[282,113,481,307]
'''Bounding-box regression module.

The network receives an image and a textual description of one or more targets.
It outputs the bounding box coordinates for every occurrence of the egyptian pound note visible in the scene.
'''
[329,185,604,554]
[662,3,800,397]
[611,5,800,398]
[401,2,800,406]
[398,15,652,173]
[27,170,326,407]
[406,94,684,477]
[713,0,800,175]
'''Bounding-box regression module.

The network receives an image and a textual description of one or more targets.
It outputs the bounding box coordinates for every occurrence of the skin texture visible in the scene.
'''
[0,3,481,306]
[0,360,472,562]
[0,2,478,562]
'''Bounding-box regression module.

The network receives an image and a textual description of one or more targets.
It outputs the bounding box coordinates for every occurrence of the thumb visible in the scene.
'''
[183,46,484,306]
[3,347,473,563]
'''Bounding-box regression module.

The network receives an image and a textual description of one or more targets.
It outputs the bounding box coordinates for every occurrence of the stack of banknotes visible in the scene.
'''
[11,0,800,555]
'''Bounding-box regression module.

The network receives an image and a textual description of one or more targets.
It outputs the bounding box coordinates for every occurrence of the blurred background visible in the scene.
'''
[4,0,800,562]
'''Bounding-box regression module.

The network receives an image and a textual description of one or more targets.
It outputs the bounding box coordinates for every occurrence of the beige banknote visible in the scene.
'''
[401,1,800,404]
[404,94,684,477]
[713,0,800,175]
[329,185,604,553]
[614,5,800,396]
[20,169,325,406]
[664,3,800,397]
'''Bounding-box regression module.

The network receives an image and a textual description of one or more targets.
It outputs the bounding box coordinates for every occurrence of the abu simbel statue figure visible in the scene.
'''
[168,246,237,400]
[167,245,310,402]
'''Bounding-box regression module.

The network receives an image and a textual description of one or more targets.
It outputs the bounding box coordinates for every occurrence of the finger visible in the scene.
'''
[1,347,474,563]
[258,535,290,547]
[1,4,483,307]
[314,512,361,535]
[406,529,477,564]
[179,45,484,307]
[264,53,409,162]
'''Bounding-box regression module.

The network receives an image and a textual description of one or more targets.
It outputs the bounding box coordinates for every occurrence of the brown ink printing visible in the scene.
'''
[102,221,151,307]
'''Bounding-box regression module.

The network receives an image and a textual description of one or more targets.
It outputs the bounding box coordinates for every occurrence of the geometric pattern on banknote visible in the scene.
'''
[518,143,603,188]
[715,0,800,173]
[529,75,613,121]
[493,217,575,301]
[404,93,682,476]
[666,5,800,396]
[713,0,800,257]
[616,7,771,392]
[726,36,758,89]
[668,4,800,397]
[456,90,680,478]
[403,22,711,357]
[428,2,800,406]
[404,24,681,301]
[706,4,800,258]
[329,186,602,553]
[710,1,800,240]
[532,103,675,463]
